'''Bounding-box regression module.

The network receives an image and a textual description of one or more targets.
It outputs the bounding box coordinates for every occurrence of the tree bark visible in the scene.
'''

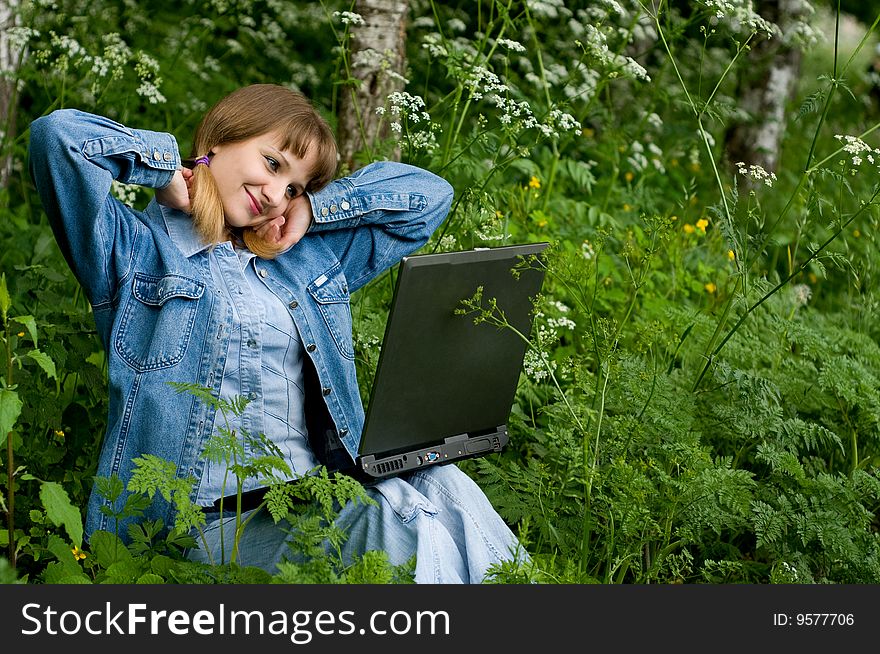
[724,0,810,179]
[336,0,409,171]
[0,0,22,188]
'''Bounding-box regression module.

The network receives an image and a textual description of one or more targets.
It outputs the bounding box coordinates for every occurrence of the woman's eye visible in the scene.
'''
[286,185,300,198]
[265,156,279,171]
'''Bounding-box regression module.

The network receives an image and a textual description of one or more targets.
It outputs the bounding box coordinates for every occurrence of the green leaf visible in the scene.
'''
[12,315,38,347]
[0,274,9,322]
[26,349,57,380]
[89,530,132,569]
[0,389,22,439]
[41,562,85,584]
[39,482,84,547]
[136,573,166,584]
[102,559,142,584]
[45,534,79,569]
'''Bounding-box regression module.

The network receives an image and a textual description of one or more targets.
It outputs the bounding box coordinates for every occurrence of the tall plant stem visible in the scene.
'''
[5,322,14,567]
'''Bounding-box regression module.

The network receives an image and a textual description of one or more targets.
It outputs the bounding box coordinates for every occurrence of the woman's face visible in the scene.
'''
[209,132,317,229]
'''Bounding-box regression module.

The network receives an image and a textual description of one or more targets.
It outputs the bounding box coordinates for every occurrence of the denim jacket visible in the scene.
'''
[28,109,452,538]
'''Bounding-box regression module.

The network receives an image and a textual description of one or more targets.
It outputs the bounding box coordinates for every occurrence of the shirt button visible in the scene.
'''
[306,343,316,352]
[329,204,338,213]
[153,151,162,161]
[341,200,350,211]
[289,300,299,309]
[248,392,258,400]
[163,152,173,162]
[247,339,257,348]
[322,387,332,396]
[321,207,329,217]
[258,268,268,278]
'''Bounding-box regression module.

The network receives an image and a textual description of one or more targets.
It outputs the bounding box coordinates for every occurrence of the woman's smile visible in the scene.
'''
[245,188,262,217]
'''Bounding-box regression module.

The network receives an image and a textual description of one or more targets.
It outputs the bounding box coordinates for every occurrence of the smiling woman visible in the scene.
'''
[176,84,338,258]
[27,83,525,583]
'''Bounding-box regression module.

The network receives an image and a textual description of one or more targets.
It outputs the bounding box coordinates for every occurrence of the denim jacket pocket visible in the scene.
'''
[307,263,355,360]
[115,272,205,372]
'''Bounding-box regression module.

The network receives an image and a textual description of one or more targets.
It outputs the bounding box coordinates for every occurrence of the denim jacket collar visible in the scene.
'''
[159,204,212,258]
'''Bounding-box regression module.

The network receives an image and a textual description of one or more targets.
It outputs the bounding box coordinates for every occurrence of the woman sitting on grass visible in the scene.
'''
[28,83,523,583]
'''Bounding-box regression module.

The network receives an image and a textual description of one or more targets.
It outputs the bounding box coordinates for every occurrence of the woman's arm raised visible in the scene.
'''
[299,161,454,292]
[28,109,180,306]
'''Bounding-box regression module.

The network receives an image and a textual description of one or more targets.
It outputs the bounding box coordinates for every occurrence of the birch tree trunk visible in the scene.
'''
[0,0,21,188]
[725,0,811,179]
[336,0,409,171]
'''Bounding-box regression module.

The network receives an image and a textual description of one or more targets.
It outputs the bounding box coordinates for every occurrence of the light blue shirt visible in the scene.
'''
[191,242,320,505]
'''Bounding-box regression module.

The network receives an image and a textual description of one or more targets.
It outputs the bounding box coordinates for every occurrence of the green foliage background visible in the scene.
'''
[2,0,880,584]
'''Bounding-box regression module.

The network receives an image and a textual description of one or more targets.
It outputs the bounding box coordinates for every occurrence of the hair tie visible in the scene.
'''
[194,155,211,167]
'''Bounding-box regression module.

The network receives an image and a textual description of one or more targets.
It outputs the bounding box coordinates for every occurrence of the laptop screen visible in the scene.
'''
[359,242,548,457]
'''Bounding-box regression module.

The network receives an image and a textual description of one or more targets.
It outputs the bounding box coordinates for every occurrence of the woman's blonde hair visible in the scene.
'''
[188,84,338,258]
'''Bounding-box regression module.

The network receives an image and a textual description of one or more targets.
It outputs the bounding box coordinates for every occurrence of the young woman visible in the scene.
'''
[28,84,522,583]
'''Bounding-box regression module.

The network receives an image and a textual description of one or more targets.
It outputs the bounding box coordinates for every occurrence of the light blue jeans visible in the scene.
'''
[186,464,523,583]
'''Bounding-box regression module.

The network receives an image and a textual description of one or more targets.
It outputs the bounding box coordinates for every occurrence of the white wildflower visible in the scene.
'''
[497,38,527,52]
[792,284,812,307]
[333,11,365,26]
[111,181,140,206]
[735,161,777,186]
[581,240,595,260]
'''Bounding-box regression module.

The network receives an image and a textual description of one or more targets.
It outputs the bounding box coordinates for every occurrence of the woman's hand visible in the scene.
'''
[155,168,193,213]
[253,193,312,251]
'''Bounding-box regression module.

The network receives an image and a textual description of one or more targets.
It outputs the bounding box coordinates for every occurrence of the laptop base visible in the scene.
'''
[357,425,509,479]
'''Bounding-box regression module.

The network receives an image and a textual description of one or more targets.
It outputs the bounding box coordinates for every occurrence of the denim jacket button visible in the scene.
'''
[288,300,299,309]
[258,268,268,278]
[306,343,316,352]
[329,204,338,214]
[248,392,258,400]
[163,152,173,162]
[153,151,162,161]
[340,200,350,211]
[321,207,329,217]
[322,387,332,396]
[339,428,348,437]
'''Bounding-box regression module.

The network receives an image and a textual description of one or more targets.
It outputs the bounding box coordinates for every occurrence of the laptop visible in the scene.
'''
[354,241,548,479]
[212,241,548,511]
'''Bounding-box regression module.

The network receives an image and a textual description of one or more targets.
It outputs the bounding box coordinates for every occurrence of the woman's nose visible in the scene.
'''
[262,181,286,209]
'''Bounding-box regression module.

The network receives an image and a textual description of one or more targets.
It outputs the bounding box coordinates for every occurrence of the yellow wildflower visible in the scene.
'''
[528,176,541,189]
[495,210,504,219]
[853,229,861,238]
[623,203,632,211]
[54,429,65,439]
[17,331,24,338]
[705,282,717,294]
[727,250,735,261]
[624,171,634,182]
[683,224,695,234]
[670,215,678,221]
[696,218,709,233]
[71,546,86,561]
